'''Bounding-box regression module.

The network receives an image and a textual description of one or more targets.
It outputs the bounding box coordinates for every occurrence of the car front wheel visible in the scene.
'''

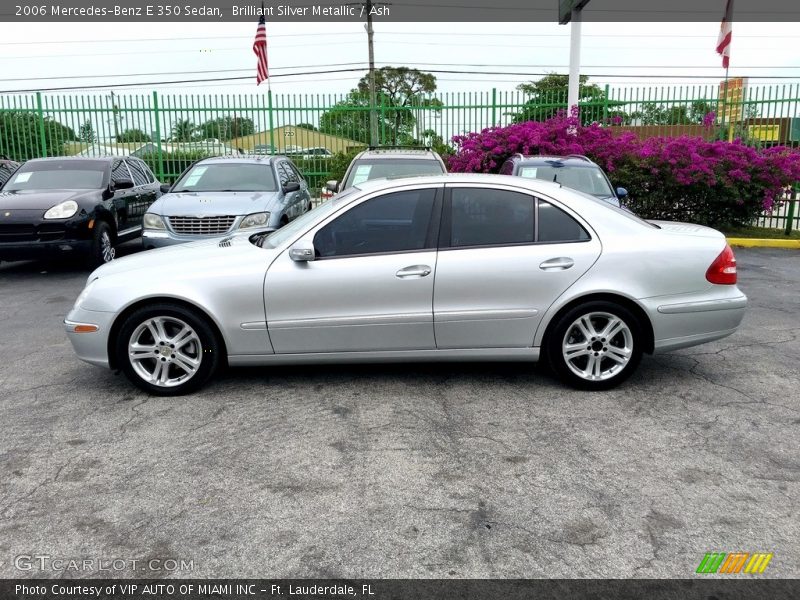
[547,301,643,390]
[115,303,221,396]
[88,221,116,268]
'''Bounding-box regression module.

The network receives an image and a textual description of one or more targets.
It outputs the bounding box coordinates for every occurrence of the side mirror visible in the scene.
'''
[616,187,629,199]
[160,183,171,193]
[325,180,338,193]
[289,240,315,262]
[113,178,134,191]
[283,181,301,194]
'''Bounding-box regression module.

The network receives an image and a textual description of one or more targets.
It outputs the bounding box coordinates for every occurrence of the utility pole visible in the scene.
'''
[365,0,378,147]
[110,90,121,140]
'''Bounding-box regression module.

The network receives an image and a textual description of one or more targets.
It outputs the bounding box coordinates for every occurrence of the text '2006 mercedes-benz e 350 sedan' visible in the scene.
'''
[65,174,746,396]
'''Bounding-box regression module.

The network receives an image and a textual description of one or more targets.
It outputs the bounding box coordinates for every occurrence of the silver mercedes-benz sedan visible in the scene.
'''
[142,156,312,248]
[65,174,746,396]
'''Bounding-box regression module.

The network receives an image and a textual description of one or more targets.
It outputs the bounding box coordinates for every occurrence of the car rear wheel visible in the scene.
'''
[115,303,221,396]
[88,221,116,268]
[547,301,643,390]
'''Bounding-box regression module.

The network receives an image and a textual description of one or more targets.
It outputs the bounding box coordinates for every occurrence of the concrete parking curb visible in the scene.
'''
[727,237,800,249]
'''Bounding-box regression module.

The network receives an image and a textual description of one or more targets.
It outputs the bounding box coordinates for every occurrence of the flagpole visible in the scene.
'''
[723,64,730,142]
[267,76,275,156]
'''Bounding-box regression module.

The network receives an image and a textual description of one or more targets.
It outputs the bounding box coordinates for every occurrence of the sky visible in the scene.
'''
[1,20,798,97]
[1,19,797,144]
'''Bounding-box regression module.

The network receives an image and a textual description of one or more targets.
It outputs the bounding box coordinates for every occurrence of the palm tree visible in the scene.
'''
[171,119,197,142]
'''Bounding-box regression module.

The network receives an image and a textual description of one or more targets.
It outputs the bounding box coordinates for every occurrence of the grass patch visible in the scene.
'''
[721,225,800,240]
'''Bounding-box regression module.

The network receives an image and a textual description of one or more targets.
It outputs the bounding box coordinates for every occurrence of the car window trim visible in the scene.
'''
[311,186,444,261]
[123,158,148,189]
[440,185,536,250]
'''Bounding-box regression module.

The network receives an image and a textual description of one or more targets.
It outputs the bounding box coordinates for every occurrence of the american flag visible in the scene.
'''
[253,13,269,85]
[716,0,733,69]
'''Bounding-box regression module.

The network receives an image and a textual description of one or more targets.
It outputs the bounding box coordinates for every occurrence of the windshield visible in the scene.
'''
[256,189,359,249]
[172,162,277,192]
[344,158,444,188]
[518,165,614,199]
[4,161,106,191]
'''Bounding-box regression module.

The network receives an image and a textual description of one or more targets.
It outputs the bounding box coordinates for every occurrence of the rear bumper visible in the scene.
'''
[0,239,92,261]
[646,291,747,353]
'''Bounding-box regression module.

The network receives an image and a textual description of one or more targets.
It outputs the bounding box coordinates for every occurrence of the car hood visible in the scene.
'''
[0,189,99,210]
[89,232,275,281]
[651,221,725,239]
[150,191,282,217]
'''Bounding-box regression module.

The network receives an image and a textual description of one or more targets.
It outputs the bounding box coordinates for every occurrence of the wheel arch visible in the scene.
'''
[539,292,655,356]
[92,206,117,237]
[107,297,229,370]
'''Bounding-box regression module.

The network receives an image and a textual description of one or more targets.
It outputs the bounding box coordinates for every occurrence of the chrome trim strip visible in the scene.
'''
[240,321,268,330]
[657,296,747,314]
[435,309,538,322]
[268,313,433,329]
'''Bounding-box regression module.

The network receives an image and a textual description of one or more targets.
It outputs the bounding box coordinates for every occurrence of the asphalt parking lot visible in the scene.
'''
[0,246,798,579]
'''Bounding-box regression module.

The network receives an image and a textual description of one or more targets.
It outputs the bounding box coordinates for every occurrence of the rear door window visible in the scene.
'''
[446,188,534,248]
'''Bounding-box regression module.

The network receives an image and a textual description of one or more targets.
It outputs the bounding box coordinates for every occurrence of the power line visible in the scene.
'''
[3,68,799,94]
[7,61,799,83]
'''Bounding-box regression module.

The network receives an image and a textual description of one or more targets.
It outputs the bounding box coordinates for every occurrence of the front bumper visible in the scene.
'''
[142,226,278,249]
[0,239,93,261]
[64,306,116,368]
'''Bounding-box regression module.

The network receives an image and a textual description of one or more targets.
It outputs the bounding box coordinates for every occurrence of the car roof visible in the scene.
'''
[510,154,599,167]
[352,173,562,193]
[196,155,285,165]
[25,156,117,163]
[355,147,441,160]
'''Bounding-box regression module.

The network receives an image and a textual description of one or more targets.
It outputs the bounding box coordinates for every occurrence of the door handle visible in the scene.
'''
[396,265,432,278]
[539,257,574,271]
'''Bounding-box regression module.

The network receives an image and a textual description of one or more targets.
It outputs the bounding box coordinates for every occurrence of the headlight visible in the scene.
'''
[43,200,78,220]
[239,212,270,229]
[143,213,166,230]
[73,278,98,310]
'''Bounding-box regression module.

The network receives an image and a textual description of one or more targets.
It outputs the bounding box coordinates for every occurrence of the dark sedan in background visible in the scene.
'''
[0,156,160,267]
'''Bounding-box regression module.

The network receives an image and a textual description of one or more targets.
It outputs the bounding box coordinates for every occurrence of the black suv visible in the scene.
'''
[499,154,627,207]
[0,156,160,267]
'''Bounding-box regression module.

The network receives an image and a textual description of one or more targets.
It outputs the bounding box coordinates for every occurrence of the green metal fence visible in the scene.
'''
[2,84,800,228]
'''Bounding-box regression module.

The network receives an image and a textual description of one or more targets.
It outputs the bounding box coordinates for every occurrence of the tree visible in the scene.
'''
[511,74,625,125]
[171,119,197,142]
[319,90,384,145]
[356,67,437,144]
[79,119,96,143]
[197,116,255,141]
[295,122,318,131]
[0,111,77,160]
[116,128,151,143]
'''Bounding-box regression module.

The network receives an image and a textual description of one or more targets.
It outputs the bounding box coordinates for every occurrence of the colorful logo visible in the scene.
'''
[696,552,773,574]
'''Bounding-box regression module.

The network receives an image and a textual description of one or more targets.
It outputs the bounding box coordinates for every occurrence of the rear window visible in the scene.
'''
[344,158,444,188]
[517,164,614,199]
[4,160,106,191]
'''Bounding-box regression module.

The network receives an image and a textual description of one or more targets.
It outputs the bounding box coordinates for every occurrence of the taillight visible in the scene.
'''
[706,244,737,285]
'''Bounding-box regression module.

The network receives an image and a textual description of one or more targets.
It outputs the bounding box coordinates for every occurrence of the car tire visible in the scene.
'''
[115,303,221,396]
[279,215,289,227]
[88,221,116,268]
[307,202,313,212]
[546,300,643,391]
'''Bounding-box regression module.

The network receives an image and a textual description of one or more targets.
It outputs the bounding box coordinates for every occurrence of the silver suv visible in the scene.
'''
[143,156,312,248]
[326,147,447,194]
[500,154,627,207]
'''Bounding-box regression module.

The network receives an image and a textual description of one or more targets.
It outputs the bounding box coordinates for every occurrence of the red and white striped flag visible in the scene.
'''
[253,13,269,85]
[716,0,733,69]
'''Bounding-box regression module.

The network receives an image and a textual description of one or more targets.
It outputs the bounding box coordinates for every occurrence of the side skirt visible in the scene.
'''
[228,347,540,366]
